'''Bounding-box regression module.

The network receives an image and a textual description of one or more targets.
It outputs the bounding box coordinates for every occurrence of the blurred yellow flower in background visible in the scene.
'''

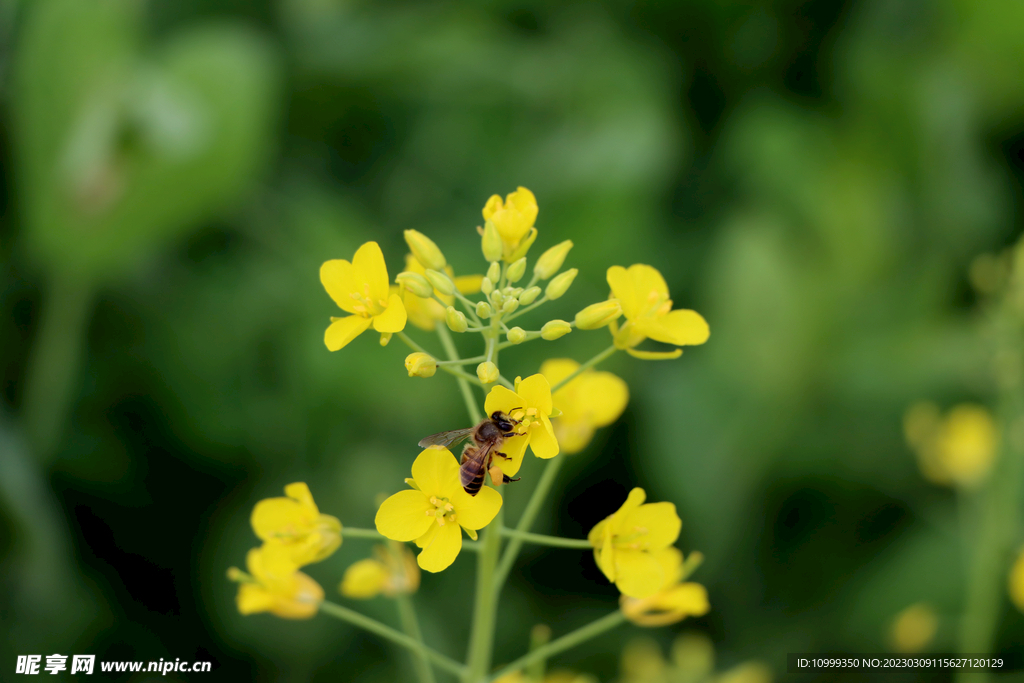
[340,544,420,599]
[399,253,482,331]
[485,374,559,478]
[540,358,628,453]
[375,448,502,572]
[1009,547,1024,613]
[482,186,539,260]
[250,482,341,566]
[320,241,407,350]
[888,603,938,653]
[619,547,709,626]
[493,671,598,683]
[903,402,998,487]
[233,543,324,619]
[620,633,771,683]
[607,264,709,360]
[588,487,682,598]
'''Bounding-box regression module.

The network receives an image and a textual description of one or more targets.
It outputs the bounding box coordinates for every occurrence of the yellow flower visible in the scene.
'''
[482,187,539,261]
[588,487,682,598]
[234,543,324,619]
[250,483,341,566]
[1009,547,1024,613]
[340,544,420,599]
[375,448,502,572]
[494,672,597,683]
[540,359,629,454]
[607,264,709,360]
[904,402,998,487]
[619,548,709,627]
[320,241,408,350]
[398,254,483,331]
[889,603,938,653]
[484,374,559,479]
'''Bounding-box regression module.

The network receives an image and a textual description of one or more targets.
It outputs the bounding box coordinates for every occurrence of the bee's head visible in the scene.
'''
[491,410,518,432]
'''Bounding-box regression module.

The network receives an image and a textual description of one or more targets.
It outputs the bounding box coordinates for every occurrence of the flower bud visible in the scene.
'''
[534,240,573,280]
[575,300,623,330]
[403,230,446,271]
[489,289,504,305]
[545,268,578,300]
[379,332,392,346]
[424,269,455,296]
[507,327,527,344]
[481,277,494,296]
[540,319,573,340]
[502,298,519,314]
[405,352,437,378]
[476,301,492,319]
[506,257,527,284]
[395,271,433,298]
[481,220,503,262]
[507,227,538,262]
[486,261,502,284]
[519,286,542,306]
[445,306,468,333]
[477,361,499,384]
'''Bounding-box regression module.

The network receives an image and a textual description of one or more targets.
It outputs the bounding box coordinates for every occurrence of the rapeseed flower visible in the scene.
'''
[618,547,709,626]
[399,254,482,331]
[340,544,420,599]
[889,603,938,653]
[607,264,709,359]
[903,402,998,487]
[621,633,771,683]
[321,242,407,350]
[233,543,324,619]
[540,358,628,454]
[375,448,502,572]
[482,187,539,261]
[250,482,341,566]
[588,487,682,598]
[484,374,559,479]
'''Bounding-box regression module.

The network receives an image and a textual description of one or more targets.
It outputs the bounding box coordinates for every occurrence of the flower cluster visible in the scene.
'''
[903,402,998,487]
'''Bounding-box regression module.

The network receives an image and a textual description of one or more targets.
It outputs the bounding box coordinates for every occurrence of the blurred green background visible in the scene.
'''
[2,0,1023,680]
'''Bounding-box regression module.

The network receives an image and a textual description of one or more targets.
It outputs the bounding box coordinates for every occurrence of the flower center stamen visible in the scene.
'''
[426,496,458,526]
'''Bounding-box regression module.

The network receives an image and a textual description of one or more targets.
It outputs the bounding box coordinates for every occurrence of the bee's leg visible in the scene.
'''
[494,451,510,460]
[502,431,517,438]
[502,475,521,484]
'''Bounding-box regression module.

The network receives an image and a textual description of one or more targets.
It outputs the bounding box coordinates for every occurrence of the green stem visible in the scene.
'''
[504,296,548,323]
[396,593,436,683]
[437,355,488,367]
[436,326,482,423]
[341,527,387,540]
[397,331,435,357]
[493,456,565,590]
[499,528,591,549]
[486,611,627,682]
[22,271,95,463]
[320,601,465,677]
[464,506,503,682]
[496,332,542,351]
[550,345,618,393]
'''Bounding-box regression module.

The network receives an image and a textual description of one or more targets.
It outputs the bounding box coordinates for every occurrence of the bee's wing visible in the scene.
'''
[418,427,474,449]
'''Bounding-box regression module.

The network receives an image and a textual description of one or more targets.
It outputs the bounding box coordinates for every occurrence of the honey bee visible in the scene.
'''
[418,411,523,496]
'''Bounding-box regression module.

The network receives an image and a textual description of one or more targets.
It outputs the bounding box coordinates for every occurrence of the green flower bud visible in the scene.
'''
[489,289,504,305]
[403,230,446,271]
[574,300,623,330]
[545,268,578,300]
[507,327,527,344]
[486,261,502,284]
[481,277,494,296]
[476,301,492,319]
[481,220,503,262]
[476,361,499,384]
[506,257,527,284]
[519,286,542,306]
[445,306,468,333]
[534,240,573,280]
[502,298,519,314]
[424,269,455,296]
[540,319,573,340]
[405,352,437,378]
[395,271,433,298]
[379,332,393,346]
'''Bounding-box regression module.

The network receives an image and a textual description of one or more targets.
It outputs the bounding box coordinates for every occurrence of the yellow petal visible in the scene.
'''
[325,315,372,351]
[237,582,275,615]
[340,558,388,599]
[587,518,607,548]
[251,499,312,542]
[454,274,484,295]
[607,264,668,321]
[635,309,709,346]
[496,434,529,478]
[597,523,616,581]
[485,385,522,416]
[509,187,538,226]
[516,374,553,415]
[283,483,318,514]
[271,571,324,619]
[575,372,629,427]
[612,488,647,525]
[552,419,595,455]
[1009,548,1024,612]
[352,241,390,306]
[450,485,502,530]
[320,259,359,314]
[529,415,559,459]
[622,502,682,550]
[625,348,683,361]
[482,194,502,221]
[614,549,668,598]
[540,358,580,396]
[372,294,408,333]
[416,519,462,572]
[411,448,461,496]
[621,582,709,627]
[375,490,434,541]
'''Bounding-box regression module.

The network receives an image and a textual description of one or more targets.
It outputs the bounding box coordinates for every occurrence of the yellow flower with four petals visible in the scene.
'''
[375,448,502,572]
[485,374,559,480]
[235,543,325,619]
[618,547,709,627]
[540,358,629,454]
[320,241,407,351]
[250,482,342,566]
[482,187,539,261]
